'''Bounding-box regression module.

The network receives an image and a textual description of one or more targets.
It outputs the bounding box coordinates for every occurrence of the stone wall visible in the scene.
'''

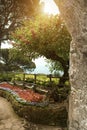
[55,0,87,130]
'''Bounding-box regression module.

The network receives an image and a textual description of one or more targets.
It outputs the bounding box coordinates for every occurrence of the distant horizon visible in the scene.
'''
[27,57,51,74]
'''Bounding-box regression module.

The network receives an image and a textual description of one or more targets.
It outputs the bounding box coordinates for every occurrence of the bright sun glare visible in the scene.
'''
[40,0,60,15]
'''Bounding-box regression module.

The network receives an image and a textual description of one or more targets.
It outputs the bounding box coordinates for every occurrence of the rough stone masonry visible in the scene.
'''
[55,0,87,130]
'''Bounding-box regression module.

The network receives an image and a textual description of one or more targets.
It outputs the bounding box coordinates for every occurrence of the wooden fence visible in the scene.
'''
[0,72,61,88]
[13,73,60,86]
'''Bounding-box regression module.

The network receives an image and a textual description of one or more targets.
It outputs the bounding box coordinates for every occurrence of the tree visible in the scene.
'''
[46,59,64,76]
[0,0,40,45]
[12,14,71,85]
[0,48,36,73]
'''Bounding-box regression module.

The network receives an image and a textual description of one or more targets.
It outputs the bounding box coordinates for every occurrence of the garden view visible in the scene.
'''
[0,0,72,130]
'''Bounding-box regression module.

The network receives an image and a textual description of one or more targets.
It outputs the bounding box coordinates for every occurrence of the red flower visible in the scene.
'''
[0,83,44,102]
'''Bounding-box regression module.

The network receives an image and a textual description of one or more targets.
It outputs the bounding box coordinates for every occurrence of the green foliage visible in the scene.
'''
[0,48,36,73]
[11,14,71,85]
[0,0,40,43]
[12,14,71,61]
[46,59,64,76]
[0,49,21,72]
[0,72,14,82]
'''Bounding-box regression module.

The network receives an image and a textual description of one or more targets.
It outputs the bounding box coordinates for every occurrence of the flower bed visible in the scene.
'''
[0,82,67,127]
[0,83,45,103]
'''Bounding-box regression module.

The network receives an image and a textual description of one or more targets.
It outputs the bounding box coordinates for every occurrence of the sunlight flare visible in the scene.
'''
[40,0,60,15]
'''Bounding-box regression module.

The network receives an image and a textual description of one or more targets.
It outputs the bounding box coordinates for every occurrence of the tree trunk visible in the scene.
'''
[55,0,87,130]
[45,51,69,86]
[59,64,69,86]
[0,41,1,65]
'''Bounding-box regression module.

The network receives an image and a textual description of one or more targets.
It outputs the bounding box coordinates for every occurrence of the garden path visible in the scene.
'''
[0,97,67,130]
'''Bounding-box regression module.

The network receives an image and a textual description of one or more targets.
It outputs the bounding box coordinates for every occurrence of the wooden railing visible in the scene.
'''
[13,73,60,85]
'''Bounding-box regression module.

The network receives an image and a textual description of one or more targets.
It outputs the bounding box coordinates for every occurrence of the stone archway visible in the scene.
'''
[55,0,87,130]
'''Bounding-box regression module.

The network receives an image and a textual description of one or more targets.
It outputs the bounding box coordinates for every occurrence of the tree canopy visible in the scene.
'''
[12,14,71,84]
[0,0,40,44]
[0,48,36,72]
[12,15,71,59]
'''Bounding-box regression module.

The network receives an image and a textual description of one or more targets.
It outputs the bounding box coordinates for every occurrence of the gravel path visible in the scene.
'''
[0,97,67,130]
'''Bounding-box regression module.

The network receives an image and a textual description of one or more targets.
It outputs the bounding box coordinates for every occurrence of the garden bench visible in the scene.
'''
[24,83,36,90]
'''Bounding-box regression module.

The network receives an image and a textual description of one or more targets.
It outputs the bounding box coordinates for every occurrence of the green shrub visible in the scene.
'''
[25,77,34,83]
[0,73,14,82]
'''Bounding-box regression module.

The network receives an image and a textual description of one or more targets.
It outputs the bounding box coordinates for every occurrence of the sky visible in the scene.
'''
[40,0,59,15]
[32,57,51,74]
[1,41,13,49]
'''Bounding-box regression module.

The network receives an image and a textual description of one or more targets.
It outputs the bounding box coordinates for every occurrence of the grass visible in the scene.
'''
[14,73,59,85]
[0,72,70,89]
